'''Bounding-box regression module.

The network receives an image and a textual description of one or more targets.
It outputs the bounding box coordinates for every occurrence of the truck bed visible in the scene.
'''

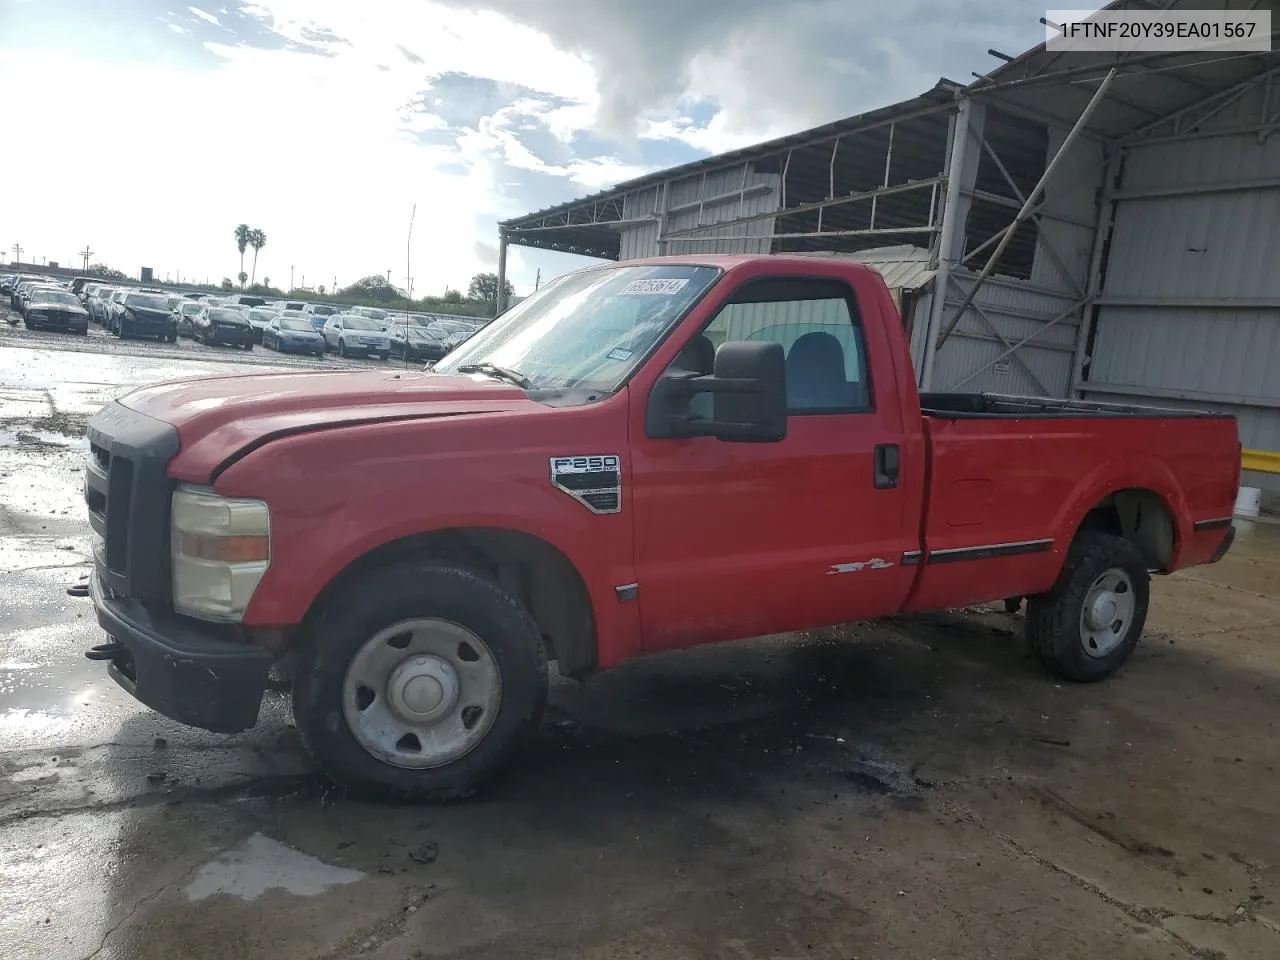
[920,392,1221,420]
[903,396,1239,614]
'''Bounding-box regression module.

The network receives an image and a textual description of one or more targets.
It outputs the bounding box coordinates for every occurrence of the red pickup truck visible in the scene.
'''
[82,255,1240,798]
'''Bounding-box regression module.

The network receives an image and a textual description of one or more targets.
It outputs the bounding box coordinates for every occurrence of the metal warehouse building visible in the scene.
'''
[498,0,1280,500]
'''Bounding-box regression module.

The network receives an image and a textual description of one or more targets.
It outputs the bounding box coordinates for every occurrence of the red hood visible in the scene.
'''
[120,369,533,481]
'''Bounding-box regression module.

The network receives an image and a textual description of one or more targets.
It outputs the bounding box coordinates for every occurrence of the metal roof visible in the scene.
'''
[792,244,934,291]
[966,0,1280,139]
[499,81,962,259]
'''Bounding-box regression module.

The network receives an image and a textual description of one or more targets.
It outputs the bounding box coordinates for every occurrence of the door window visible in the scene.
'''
[668,278,872,414]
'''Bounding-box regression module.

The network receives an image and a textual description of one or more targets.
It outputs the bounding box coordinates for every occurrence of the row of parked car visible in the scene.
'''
[3,273,91,333]
[0,273,487,363]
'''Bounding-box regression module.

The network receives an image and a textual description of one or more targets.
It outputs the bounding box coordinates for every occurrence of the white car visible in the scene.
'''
[322,315,391,359]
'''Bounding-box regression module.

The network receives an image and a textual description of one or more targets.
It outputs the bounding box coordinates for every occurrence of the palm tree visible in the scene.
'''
[234,224,251,287]
[248,228,267,286]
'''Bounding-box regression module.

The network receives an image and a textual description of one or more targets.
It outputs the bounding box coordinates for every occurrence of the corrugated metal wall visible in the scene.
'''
[1080,81,1280,496]
[617,164,780,259]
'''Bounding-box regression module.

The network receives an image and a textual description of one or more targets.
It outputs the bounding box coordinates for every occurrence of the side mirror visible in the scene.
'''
[646,341,787,442]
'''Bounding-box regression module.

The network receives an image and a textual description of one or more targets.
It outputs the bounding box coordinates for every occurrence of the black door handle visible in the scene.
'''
[874,443,900,489]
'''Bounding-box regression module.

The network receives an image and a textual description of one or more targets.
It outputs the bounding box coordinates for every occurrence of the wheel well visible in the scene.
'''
[307,528,598,677]
[1078,489,1175,571]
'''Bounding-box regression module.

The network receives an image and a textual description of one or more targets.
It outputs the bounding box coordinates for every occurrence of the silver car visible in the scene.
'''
[323,314,391,358]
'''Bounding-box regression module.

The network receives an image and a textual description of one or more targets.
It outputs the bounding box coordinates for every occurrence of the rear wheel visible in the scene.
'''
[1026,532,1150,682]
[292,561,547,799]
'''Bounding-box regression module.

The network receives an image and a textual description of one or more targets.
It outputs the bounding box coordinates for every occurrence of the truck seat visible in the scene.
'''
[786,331,858,410]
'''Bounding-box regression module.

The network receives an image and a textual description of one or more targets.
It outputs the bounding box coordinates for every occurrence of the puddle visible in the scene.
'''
[0,428,87,450]
[184,833,364,901]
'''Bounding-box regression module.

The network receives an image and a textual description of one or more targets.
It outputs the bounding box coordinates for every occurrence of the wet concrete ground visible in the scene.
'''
[2,322,1279,959]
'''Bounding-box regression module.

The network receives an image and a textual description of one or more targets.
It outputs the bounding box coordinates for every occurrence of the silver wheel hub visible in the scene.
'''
[1079,568,1136,659]
[341,618,502,769]
[387,656,459,723]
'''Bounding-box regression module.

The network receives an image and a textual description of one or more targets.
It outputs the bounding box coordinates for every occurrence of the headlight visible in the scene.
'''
[171,486,270,622]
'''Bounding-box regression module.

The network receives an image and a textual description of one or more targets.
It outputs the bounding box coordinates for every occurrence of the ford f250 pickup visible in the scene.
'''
[81,255,1240,798]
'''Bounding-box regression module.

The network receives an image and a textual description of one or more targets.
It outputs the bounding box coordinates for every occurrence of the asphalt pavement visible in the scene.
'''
[2,321,1279,960]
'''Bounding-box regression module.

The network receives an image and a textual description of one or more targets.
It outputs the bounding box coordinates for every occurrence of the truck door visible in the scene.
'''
[628,271,922,653]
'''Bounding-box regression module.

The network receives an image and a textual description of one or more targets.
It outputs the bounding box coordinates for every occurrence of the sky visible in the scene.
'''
[0,0,1047,295]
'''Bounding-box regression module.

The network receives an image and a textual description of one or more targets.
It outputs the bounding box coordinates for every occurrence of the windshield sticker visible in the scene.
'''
[619,278,689,296]
[606,347,633,362]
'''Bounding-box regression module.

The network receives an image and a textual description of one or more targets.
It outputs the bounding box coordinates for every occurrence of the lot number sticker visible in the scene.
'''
[619,278,689,296]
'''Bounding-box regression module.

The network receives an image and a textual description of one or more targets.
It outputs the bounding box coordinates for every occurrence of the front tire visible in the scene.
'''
[1026,532,1150,683]
[292,561,548,799]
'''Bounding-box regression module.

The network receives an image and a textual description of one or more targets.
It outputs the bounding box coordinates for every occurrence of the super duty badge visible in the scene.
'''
[550,455,621,514]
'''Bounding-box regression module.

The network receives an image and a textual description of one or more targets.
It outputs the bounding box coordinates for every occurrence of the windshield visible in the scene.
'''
[309,305,337,316]
[181,303,202,315]
[354,307,388,321]
[435,265,720,391]
[127,294,169,310]
[248,308,276,322]
[209,308,246,323]
[280,318,313,332]
[343,316,382,331]
[36,291,80,306]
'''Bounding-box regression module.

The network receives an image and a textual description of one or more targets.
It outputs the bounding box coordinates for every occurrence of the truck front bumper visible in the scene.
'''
[89,572,272,733]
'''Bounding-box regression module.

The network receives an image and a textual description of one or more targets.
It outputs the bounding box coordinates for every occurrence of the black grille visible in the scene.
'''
[84,402,180,605]
[555,470,620,492]
[581,491,620,512]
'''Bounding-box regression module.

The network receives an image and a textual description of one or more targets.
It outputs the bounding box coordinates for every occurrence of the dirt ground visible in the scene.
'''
[1,321,1278,960]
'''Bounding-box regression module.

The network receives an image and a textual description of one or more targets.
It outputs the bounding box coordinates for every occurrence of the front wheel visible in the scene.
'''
[292,561,548,800]
[1026,532,1150,682]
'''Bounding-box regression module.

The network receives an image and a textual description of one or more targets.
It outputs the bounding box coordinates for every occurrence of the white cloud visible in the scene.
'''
[187,6,220,26]
[0,0,607,293]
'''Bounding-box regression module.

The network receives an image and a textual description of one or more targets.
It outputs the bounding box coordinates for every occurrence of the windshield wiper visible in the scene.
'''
[456,362,532,389]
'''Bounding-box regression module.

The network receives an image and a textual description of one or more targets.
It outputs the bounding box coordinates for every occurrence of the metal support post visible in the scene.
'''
[495,230,509,317]
[920,98,976,391]
[656,181,671,255]
[1071,152,1122,396]
[935,68,1116,349]
[871,122,894,230]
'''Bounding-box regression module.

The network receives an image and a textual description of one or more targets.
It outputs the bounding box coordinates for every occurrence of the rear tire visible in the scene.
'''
[1026,532,1149,683]
[292,561,548,800]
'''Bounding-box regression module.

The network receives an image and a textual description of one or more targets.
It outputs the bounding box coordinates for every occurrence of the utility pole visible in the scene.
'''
[406,203,415,300]
[12,243,22,265]
[79,246,94,271]
[290,265,295,291]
